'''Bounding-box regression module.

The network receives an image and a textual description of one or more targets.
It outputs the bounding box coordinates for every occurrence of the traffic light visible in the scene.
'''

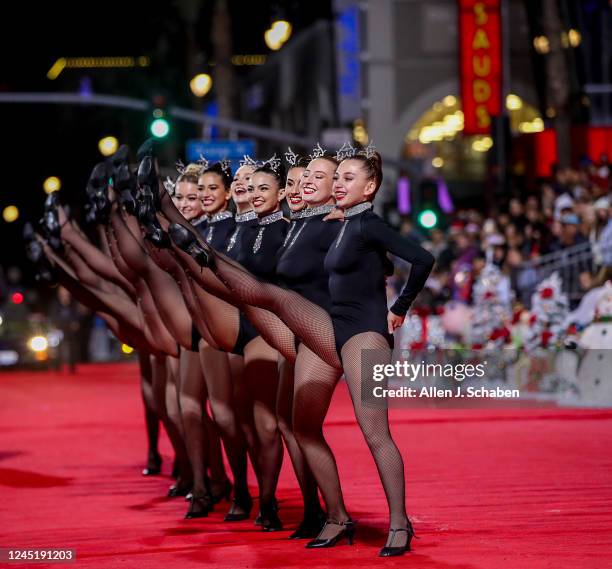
[150,117,170,138]
[413,178,453,230]
[150,95,170,139]
[418,209,438,229]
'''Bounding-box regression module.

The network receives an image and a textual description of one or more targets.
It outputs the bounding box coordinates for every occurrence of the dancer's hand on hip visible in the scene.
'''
[387,311,405,334]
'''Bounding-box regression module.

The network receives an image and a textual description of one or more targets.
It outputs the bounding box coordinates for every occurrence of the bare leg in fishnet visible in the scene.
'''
[228,353,264,495]
[138,351,161,473]
[178,348,210,512]
[243,336,284,519]
[292,343,348,538]
[277,355,324,520]
[198,341,250,515]
[205,247,340,369]
[341,332,410,548]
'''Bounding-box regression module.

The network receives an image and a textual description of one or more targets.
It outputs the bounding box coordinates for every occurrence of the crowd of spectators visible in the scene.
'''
[391,155,612,311]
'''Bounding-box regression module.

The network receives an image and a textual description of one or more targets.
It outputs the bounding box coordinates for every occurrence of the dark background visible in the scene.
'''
[1,0,333,279]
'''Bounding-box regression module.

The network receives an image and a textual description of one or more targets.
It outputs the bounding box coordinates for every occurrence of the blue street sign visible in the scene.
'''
[186,140,256,171]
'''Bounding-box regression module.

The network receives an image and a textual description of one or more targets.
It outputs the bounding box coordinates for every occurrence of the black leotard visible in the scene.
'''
[226,210,288,354]
[235,210,289,283]
[276,205,340,313]
[199,210,236,251]
[324,202,435,355]
[224,210,259,261]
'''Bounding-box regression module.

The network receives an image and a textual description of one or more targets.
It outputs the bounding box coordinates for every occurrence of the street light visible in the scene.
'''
[98,136,119,156]
[3,205,19,223]
[190,73,213,97]
[264,20,292,51]
[43,176,62,194]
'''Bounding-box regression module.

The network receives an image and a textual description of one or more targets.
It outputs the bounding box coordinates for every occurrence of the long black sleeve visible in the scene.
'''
[361,214,435,316]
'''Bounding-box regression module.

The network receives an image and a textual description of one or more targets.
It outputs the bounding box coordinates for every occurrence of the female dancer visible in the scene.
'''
[167,156,290,530]
[275,150,334,539]
[178,144,435,556]
[220,158,289,530]
[167,160,252,519]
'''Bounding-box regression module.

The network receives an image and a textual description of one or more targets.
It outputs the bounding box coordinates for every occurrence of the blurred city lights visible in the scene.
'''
[98,136,119,157]
[190,73,213,97]
[28,336,49,352]
[418,210,438,229]
[533,35,550,54]
[265,20,292,50]
[150,118,170,138]
[47,56,151,80]
[432,157,444,168]
[518,118,544,133]
[353,119,369,144]
[472,136,494,152]
[506,94,523,110]
[12,292,24,304]
[43,176,62,194]
[3,206,19,223]
[568,28,581,47]
[443,95,457,107]
[121,344,134,355]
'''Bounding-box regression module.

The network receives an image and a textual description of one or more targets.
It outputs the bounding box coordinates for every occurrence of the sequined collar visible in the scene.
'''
[191,214,207,227]
[206,210,233,224]
[259,210,285,225]
[292,204,336,219]
[235,210,258,223]
[290,208,307,220]
[343,201,373,218]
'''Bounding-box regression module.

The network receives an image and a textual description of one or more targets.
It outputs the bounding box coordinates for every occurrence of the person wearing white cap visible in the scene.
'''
[554,193,575,221]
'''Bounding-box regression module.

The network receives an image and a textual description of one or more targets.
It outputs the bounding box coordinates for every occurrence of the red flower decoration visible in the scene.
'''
[530,314,537,325]
[540,287,554,299]
[490,327,511,341]
[541,330,554,347]
[484,291,495,300]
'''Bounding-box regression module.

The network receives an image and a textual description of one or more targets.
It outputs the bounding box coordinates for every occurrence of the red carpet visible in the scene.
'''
[1,362,611,568]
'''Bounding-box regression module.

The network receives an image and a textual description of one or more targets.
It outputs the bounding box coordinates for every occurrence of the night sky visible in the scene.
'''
[1,0,332,280]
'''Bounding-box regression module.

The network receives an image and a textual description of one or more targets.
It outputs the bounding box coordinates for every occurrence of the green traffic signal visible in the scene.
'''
[150,117,170,138]
[418,209,438,229]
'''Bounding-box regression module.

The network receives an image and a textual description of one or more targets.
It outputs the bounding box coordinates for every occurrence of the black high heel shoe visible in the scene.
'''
[210,478,232,505]
[254,496,278,526]
[42,193,62,236]
[82,163,111,225]
[288,508,327,539]
[167,479,192,498]
[168,223,211,267]
[24,223,44,263]
[107,144,130,176]
[378,520,415,557]
[260,503,283,532]
[114,163,138,216]
[305,519,356,548]
[224,493,253,522]
[137,155,162,209]
[185,494,212,519]
[142,452,162,476]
